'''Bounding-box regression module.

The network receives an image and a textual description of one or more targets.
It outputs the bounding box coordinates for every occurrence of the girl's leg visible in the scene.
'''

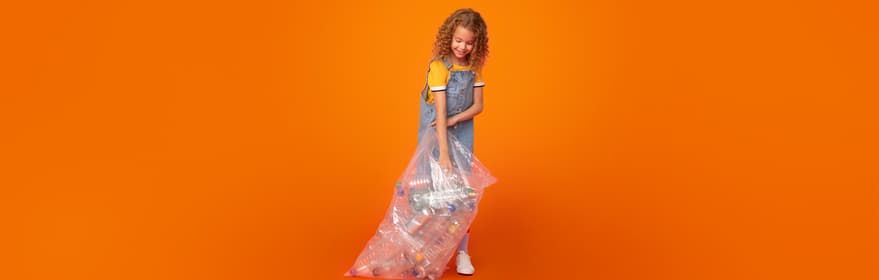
[457,228,471,253]
[456,227,475,275]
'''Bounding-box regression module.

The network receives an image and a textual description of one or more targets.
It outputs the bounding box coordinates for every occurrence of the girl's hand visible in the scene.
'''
[431,115,458,127]
[438,154,453,173]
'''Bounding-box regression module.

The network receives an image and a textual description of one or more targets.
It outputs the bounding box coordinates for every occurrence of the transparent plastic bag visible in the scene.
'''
[345,127,497,279]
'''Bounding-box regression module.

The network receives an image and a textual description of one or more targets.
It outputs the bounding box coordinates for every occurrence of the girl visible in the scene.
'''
[416,8,488,276]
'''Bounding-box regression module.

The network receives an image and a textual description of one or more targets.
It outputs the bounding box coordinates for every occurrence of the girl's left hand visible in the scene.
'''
[431,115,458,127]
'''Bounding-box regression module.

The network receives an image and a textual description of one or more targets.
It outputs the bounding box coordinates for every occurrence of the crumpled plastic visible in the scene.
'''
[345,127,497,279]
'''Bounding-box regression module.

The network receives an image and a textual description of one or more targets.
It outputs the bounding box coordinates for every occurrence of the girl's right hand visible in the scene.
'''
[438,154,453,173]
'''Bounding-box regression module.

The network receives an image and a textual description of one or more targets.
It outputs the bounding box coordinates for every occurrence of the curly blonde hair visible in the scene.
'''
[431,8,489,72]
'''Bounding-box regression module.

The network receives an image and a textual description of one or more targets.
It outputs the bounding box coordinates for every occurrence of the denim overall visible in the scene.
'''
[416,58,477,249]
[417,59,476,170]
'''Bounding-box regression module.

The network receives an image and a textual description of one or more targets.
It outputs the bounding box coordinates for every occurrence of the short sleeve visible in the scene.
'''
[474,71,485,88]
[427,60,449,92]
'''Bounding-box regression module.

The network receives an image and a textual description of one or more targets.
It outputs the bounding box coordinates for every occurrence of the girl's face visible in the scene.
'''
[451,26,475,61]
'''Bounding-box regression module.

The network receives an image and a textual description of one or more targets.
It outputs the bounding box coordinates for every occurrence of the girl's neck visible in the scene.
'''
[448,55,469,67]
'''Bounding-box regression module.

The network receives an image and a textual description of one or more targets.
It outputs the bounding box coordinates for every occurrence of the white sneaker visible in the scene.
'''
[456,251,475,275]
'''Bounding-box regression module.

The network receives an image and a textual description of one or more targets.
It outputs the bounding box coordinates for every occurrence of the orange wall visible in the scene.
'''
[2,1,877,279]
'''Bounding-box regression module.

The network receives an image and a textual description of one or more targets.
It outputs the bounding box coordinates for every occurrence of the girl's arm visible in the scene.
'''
[434,91,453,171]
[431,86,484,127]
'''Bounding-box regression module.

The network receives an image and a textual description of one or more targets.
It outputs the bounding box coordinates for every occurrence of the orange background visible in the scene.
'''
[1,0,877,279]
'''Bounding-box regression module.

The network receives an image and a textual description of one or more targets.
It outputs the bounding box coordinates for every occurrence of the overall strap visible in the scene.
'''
[421,58,453,102]
[441,58,453,69]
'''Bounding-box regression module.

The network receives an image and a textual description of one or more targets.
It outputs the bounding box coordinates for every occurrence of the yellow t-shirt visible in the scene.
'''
[425,60,485,105]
